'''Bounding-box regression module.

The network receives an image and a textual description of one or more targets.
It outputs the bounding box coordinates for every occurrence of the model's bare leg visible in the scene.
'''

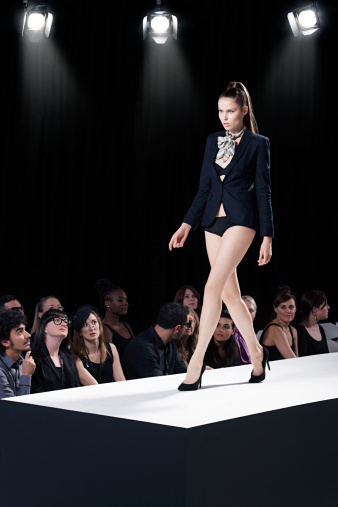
[221,271,263,375]
[182,226,259,385]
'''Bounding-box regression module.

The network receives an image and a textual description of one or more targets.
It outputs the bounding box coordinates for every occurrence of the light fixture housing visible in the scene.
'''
[143,4,178,44]
[22,4,53,40]
[287,4,320,37]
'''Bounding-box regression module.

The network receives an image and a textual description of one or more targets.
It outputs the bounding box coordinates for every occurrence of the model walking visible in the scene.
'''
[169,81,273,389]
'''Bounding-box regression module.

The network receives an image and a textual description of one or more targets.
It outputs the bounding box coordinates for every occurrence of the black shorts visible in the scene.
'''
[205,216,256,237]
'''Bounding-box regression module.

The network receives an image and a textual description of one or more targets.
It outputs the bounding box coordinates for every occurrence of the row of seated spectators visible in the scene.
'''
[0,279,335,398]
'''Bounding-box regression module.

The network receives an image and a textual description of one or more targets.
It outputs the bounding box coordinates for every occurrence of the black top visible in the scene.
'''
[79,343,114,384]
[31,346,80,393]
[122,326,187,380]
[296,324,329,357]
[260,323,295,361]
[103,322,134,358]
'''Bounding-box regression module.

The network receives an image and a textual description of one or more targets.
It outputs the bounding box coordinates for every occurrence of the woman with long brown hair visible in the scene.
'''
[72,304,125,385]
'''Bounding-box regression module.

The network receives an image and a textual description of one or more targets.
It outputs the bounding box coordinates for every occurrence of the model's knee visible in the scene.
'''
[222,289,241,307]
[205,278,223,299]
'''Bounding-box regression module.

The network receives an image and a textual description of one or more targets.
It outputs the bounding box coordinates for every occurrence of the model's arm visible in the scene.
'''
[169,135,213,250]
[110,343,126,381]
[255,137,274,237]
[255,137,273,266]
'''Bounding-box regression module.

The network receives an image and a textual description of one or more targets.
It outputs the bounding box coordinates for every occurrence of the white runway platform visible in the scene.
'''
[1,353,338,507]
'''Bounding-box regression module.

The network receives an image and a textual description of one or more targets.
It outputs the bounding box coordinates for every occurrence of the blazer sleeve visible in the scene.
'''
[254,136,274,237]
[183,135,213,229]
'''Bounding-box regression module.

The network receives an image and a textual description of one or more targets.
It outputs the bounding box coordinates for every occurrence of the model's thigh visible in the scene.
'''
[205,226,255,287]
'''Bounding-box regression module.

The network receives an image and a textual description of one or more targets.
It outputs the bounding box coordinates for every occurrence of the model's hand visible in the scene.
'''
[169,223,191,251]
[258,236,272,266]
[22,351,36,376]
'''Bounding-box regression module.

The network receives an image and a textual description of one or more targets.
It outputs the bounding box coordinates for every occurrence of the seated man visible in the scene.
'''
[0,294,25,314]
[0,311,36,398]
[122,302,189,380]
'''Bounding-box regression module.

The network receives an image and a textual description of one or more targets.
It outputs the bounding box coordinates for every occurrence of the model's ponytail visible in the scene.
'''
[219,82,258,133]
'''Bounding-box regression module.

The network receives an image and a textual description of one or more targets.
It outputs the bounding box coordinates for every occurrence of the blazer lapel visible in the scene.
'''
[222,130,252,180]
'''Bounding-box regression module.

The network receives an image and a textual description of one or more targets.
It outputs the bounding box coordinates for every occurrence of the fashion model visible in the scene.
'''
[169,81,273,389]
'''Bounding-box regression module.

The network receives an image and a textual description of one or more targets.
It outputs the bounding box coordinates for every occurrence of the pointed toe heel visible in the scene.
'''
[178,363,206,391]
[249,346,270,383]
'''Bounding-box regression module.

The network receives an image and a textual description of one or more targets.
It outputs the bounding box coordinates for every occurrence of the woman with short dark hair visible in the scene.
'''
[259,286,298,361]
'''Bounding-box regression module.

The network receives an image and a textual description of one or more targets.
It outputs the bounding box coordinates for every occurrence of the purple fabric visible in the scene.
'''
[234,328,251,365]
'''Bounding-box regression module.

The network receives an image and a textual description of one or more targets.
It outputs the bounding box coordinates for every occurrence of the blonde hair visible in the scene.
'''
[242,295,257,311]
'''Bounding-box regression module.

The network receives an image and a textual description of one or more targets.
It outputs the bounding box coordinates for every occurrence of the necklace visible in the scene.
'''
[216,127,246,162]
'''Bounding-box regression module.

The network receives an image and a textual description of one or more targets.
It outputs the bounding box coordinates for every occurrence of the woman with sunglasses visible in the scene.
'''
[31,308,80,393]
[71,305,125,385]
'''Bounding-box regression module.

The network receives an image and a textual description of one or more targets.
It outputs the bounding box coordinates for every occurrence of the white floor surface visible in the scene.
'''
[4,353,338,428]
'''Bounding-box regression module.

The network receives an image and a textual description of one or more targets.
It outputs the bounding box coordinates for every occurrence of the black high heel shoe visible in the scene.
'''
[249,346,270,383]
[178,363,206,391]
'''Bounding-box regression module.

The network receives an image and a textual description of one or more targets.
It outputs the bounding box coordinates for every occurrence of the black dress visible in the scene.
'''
[103,322,134,358]
[259,323,295,361]
[80,343,114,384]
[296,324,329,357]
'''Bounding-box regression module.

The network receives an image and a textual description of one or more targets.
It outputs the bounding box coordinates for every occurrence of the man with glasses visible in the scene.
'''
[0,294,25,314]
[0,310,36,398]
[122,302,189,380]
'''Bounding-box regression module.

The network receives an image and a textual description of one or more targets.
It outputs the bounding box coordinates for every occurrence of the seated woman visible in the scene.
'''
[95,278,134,359]
[296,290,330,357]
[233,295,257,365]
[259,286,298,361]
[30,295,64,344]
[31,308,80,393]
[71,304,125,385]
[204,310,241,369]
[173,285,202,319]
[174,307,199,366]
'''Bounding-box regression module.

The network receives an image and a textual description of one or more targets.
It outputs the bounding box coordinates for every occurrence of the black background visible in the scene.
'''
[2,0,337,333]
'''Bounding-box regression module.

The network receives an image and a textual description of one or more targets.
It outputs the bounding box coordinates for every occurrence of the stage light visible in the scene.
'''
[22,3,53,40]
[287,3,320,37]
[143,1,178,44]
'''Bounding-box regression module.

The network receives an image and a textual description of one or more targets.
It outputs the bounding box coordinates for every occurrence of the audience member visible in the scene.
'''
[31,308,80,393]
[122,302,189,380]
[259,286,298,361]
[95,278,134,358]
[204,310,241,368]
[174,307,199,366]
[0,311,35,398]
[0,295,25,314]
[30,295,64,337]
[233,295,257,365]
[296,290,330,357]
[72,304,125,385]
[173,285,202,318]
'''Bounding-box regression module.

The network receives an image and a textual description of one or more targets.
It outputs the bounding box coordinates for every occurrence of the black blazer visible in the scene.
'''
[183,129,274,237]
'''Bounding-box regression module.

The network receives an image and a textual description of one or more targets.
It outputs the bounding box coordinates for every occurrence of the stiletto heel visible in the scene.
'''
[249,346,270,383]
[178,363,206,391]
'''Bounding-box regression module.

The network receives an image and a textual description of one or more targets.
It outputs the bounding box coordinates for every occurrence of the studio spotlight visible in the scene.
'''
[143,0,178,44]
[22,3,53,40]
[287,3,320,37]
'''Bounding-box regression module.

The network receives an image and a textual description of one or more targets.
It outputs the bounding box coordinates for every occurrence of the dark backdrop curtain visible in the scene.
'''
[2,0,338,334]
